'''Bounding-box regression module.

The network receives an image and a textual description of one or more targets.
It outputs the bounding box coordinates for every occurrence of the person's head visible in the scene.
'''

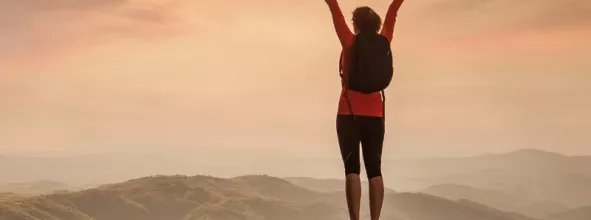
[352,6,382,34]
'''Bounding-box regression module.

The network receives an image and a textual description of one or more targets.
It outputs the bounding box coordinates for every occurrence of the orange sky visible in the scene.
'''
[1,0,590,158]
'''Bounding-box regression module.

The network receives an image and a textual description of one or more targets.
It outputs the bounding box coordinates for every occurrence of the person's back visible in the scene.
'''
[323,1,406,220]
[337,6,387,119]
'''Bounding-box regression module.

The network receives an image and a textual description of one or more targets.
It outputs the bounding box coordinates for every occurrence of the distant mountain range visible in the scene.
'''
[419,183,571,218]
[0,175,539,220]
[383,150,591,207]
[1,149,590,219]
[0,180,79,195]
[544,206,591,220]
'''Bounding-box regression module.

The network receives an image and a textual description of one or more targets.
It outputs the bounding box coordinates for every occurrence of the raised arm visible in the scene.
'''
[325,0,354,48]
[380,0,405,42]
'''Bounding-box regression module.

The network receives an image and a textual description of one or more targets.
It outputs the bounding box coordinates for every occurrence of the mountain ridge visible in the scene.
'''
[0,174,546,220]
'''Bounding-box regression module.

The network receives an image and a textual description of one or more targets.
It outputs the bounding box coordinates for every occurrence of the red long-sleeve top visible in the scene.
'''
[327,0,404,117]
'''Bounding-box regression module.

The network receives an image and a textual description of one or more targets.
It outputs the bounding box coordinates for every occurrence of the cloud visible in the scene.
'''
[0,0,187,61]
[411,0,591,35]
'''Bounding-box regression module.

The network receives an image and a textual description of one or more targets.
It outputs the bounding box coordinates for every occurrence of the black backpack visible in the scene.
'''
[339,32,394,118]
[339,32,394,94]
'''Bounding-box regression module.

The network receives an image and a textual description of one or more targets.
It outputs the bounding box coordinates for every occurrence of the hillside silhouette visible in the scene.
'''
[0,175,541,220]
[285,177,396,194]
[0,180,74,195]
[0,192,25,203]
[544,206,591,220]
[419,183,571,218]
[386,149,591,209]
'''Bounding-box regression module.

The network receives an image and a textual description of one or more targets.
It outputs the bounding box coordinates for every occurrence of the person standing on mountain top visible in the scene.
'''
[323,0,405,220]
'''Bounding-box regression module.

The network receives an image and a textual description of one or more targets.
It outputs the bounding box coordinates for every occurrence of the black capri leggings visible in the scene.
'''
[337,115,385,180]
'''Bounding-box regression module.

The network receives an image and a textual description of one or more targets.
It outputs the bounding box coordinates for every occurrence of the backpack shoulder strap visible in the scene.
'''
[339,50,343,77]
[381,90,386,122]
[339,50,356,120]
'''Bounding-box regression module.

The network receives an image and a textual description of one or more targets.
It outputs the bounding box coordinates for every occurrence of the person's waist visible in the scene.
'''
[341,91,383,100]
